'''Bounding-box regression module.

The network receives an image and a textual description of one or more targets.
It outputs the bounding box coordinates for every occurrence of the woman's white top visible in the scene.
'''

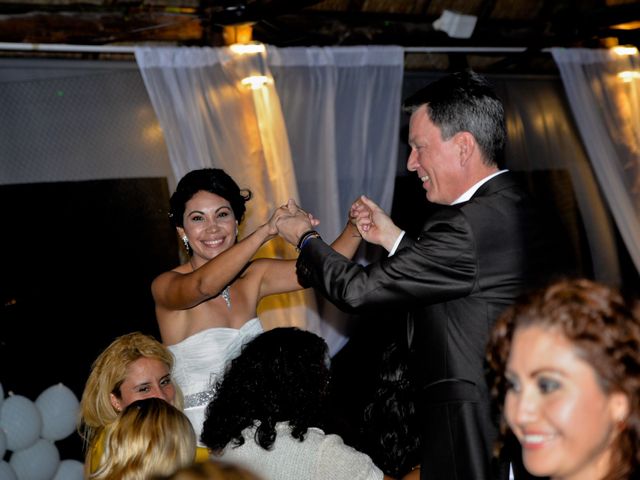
[215,422,384,480]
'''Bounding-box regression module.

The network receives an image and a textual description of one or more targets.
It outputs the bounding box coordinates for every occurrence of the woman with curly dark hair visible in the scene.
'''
[486,278,640,480]
[201,327,391,480]
[359,340,421,479]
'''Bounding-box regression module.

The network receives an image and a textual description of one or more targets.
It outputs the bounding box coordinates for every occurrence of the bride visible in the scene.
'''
[151,168,361,442]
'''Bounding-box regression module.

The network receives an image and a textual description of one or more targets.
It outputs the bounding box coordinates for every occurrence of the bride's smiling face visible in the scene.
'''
[180,190,238,262]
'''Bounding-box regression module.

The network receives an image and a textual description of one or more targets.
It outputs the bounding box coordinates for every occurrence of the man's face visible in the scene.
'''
[406,105,465,205]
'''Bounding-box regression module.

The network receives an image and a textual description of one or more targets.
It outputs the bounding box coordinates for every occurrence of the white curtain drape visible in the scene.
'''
[266,46,404,350]
[135,45,404,353]
[267,46,404,241]
[135,45,306,337]
[551,48,640,276]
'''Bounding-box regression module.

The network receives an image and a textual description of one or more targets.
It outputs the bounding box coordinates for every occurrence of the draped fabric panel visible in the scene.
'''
[135,45,307,336]
[496,76,621,285]
[135,45,404,353]
[551,48,640,278]
[266,46,404,349]
[267,46,404,241]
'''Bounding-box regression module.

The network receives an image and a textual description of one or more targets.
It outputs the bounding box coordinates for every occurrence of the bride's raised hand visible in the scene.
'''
[266,202,297,236]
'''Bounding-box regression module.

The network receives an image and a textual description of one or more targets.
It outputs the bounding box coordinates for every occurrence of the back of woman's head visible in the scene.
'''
[90,397,196,480]
[487,277,640,478]
[361,340,421,478]
[79,332,182,449]
[169,168,252,227]
[201,327,330,451]
[152,459,263,480]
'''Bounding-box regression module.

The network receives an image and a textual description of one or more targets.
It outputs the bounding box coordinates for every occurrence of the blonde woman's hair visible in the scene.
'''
[153,459,263,480]
[78,331,184,453]
[90,397,196,480]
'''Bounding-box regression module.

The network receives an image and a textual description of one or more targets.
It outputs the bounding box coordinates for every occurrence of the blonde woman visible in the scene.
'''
[91,397,196,479]
[78,331,207,475]
[153,459,263,480]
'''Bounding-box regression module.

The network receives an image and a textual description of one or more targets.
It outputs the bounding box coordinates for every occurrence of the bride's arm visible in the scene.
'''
[152,208,289,311]
[257,204,362,299]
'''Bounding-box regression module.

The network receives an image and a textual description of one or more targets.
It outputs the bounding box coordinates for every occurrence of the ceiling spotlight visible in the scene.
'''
[241,75,270,89]
[612,45,638,56]
[230,42,265,54]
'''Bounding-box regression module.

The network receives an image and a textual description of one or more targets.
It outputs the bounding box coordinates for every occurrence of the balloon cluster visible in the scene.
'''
[0,382,84,480]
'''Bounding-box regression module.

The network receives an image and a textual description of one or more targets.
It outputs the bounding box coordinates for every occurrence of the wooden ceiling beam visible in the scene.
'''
[0,11,202,43]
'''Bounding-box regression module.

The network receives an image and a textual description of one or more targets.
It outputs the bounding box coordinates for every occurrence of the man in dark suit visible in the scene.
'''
[277,70,554,480]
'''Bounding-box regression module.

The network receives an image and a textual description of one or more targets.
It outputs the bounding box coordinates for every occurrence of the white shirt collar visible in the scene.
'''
[451,169,508,205]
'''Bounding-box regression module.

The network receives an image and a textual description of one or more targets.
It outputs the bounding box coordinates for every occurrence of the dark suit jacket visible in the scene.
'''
[296,172,554,480]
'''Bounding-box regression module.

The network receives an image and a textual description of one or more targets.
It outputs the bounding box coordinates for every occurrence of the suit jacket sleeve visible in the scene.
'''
[296,207,478,312]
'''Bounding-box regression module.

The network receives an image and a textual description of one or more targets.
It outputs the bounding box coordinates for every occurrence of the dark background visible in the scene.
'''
[0,177,178,460]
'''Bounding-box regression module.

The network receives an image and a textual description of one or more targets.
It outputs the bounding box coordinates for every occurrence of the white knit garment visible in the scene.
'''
[215,422,384,480]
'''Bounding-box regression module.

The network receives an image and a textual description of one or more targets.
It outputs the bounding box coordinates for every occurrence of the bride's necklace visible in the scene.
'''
[220,286,232,310]
[190,260,232,310]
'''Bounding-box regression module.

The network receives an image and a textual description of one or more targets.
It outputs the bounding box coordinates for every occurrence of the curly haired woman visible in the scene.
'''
[200,327,394,480]
[487,278,640,480]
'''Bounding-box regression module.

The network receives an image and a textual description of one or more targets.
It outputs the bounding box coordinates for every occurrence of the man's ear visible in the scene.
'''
[455,131,475,166]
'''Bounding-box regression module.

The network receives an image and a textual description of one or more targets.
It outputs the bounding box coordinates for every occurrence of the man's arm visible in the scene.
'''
[294,207,478,312]
[276,198,361,258]
[277,196,401,253]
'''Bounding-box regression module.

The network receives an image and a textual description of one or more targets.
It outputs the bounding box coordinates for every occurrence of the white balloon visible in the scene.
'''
[35,384,80,441]
[0,428,6,458]
[0,460,17,480]
[52,459,83,480]
[9,438,60,480]
[0,395,42,451]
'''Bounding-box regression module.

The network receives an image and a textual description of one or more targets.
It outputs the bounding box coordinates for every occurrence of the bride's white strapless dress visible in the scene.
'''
[167,318,263,443]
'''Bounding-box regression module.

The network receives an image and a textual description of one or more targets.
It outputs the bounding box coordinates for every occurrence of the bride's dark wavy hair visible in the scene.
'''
[168,168,252,228]
[200,327,331,452]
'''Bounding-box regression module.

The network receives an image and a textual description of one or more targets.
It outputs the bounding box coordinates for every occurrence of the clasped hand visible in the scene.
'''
[272,196,399,251]
[272,199,317,246]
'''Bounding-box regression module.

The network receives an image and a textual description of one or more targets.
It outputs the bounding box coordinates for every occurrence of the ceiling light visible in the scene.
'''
[241,75,269,89]
[617,71,640,82]
[229,42,265,54]
[612,45,638,56]
[223,23,254,46]
[610,21,640,31]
